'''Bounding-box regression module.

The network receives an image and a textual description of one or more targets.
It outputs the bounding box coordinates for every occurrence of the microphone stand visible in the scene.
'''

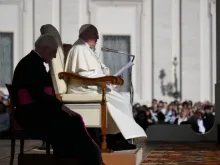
[101,47,135,105]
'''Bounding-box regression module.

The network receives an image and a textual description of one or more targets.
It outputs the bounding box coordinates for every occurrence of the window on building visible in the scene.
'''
[103,35,131,92]
[0,33,13,87]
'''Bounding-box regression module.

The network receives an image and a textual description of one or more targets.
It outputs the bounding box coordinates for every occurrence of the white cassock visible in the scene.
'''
[65,39,147,140]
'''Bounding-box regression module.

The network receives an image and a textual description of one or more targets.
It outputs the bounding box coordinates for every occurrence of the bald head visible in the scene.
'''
[79,24,99,48]
[35,34,58,50]
[34,35,58,63]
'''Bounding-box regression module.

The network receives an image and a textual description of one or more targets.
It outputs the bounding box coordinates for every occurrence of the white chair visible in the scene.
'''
[40,24,123,152]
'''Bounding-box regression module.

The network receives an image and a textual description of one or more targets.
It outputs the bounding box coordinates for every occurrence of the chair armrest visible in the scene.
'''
[58,72,115,151]
[58,72,124,86]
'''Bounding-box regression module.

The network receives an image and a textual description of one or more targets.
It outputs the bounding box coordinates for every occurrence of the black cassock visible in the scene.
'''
[12,51,103,165]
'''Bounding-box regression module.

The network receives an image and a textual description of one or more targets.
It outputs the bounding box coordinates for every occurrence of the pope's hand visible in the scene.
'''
[117,75,123,79]
[105,70,110,76]
[103,67,110,76]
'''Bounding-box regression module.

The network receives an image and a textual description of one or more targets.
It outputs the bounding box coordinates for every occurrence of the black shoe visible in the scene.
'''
[37,145,46,150]
[36,142,46,151]
[112,141,137,151]
[107,134,137,151]
[33,143,54,152]
[111,138,137,151]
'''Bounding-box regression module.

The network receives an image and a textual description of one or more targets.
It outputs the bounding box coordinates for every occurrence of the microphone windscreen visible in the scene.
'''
[101,47,110,52]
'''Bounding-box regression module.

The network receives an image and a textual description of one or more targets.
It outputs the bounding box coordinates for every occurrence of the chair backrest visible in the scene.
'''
[40,24,67,95]
[63,43,73,64]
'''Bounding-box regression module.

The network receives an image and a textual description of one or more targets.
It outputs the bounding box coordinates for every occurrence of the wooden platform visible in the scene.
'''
[102,147,143,165]
[0,140,152,165]
[17,148,143,165]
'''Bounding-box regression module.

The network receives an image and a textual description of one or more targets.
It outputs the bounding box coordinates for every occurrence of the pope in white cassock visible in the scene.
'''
[65,24,147,150]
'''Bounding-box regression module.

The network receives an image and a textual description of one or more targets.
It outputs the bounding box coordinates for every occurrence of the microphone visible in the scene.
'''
[101,47,135,62]
[101,47,118,53]
[101,47,135,105]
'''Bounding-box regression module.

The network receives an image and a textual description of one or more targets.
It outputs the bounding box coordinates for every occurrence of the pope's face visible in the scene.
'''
[85,32,99,48]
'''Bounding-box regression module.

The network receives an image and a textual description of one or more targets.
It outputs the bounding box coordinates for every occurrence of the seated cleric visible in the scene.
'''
[65,24,147,150]
[12,35,104,165]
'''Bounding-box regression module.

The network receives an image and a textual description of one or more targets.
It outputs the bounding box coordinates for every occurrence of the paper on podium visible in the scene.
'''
[114,61,134,76]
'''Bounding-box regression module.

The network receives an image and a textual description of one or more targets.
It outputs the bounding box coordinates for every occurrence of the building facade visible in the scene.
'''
[0,0,216,104]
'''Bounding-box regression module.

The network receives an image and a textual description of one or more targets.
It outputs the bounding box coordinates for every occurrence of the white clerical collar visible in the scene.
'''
[33,50,49,71]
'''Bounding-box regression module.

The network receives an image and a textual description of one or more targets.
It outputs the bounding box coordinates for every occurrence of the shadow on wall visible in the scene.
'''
[135,55,215,138]
[159,57,181,100]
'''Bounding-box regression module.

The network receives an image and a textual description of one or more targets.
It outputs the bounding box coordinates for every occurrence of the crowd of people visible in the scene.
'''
[0,93,216,137]
[133,99,215,134]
